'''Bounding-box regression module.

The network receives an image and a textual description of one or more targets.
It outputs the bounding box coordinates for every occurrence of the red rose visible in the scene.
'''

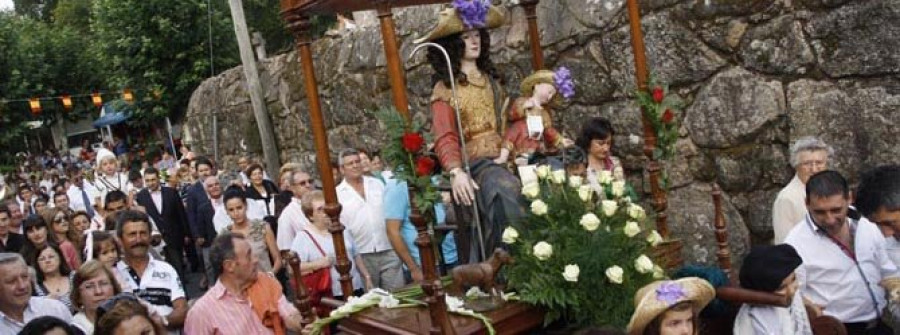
[401,132,425,153]
[652,87,664,103]
[415,157,435,176]
[662,109,675,124]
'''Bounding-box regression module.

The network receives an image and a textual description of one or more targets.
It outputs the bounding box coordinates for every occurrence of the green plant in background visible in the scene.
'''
[505,167,665,328]
[635,76,681,161]
[376,107,440,215]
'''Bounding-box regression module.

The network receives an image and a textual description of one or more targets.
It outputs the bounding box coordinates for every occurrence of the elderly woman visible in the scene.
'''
[772,137,833,243]
[71,260,123,334]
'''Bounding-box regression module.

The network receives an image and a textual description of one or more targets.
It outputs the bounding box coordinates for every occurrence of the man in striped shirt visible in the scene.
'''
[185,232,303,334]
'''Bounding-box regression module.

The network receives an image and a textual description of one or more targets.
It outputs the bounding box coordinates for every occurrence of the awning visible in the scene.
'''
[93,103,130,128]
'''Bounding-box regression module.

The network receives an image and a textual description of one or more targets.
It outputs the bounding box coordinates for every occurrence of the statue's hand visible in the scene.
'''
[451,168,479,206]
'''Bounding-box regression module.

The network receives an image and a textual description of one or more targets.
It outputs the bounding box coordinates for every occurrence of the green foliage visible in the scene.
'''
[52,0,92,32]
[505,169,662,329]
[91,0,240,123]
[376,107,440,214]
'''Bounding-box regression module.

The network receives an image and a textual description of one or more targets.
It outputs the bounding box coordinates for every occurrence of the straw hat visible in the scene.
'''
[414,4,505,43]
[626,277,715,335]
[520,70,562,105]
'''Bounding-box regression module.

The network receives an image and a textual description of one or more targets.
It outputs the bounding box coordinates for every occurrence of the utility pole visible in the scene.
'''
[227,0,280,177]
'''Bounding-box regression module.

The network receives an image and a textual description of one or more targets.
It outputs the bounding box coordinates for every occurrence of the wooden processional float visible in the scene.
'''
[277,0,674,333]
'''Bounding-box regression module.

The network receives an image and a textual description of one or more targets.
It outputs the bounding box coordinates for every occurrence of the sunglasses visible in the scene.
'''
[96,293,140,321]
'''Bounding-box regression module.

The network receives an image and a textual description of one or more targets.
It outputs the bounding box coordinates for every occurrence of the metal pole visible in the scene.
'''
[409,42,487,262]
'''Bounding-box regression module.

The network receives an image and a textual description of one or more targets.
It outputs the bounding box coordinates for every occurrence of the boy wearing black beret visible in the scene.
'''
[733,244,812,335]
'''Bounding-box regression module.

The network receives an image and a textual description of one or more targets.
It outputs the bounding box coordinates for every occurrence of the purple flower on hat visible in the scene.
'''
[453,0,490,29]
[554,67,576,100]
[655,281,687,306]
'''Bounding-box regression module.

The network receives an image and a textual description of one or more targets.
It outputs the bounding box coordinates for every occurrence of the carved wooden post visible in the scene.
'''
[287,252,317,324]
[625,0,669,238]
[375,1,411,119]
[520,0,544,71]
[409,187,455,335]
[711,183,733,283]
[281,3,354,299]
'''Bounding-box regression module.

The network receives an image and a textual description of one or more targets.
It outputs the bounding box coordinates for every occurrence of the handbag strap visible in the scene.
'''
[302,230,327,257]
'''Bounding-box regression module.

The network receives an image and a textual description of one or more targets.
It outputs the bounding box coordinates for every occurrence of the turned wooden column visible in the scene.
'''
[287,252,317,323]
[409,187,455,335]
[281,5,354,299]
[711,184,733,283]
[375,1,411,119]
[520,0,544,71]
[625,0,669,239]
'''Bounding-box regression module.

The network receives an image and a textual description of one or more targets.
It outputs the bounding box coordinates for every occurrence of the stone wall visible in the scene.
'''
[184,0,900,266]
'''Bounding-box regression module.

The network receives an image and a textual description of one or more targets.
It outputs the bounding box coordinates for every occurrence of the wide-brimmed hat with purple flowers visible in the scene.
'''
[520,67,576,106]
[626,277,715,335]
[414,0,505,43]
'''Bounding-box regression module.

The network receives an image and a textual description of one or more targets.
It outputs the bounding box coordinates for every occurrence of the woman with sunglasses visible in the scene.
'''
[29,244,75,312]
[71,260,123,334]
[42,207,82,269]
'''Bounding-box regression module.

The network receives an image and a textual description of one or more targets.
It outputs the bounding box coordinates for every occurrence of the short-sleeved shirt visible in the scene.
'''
[0,297,72,334]
[290,229,363,296]
[115,258,185,319]
[785,215,900,323]
[337,176,392,254]
[383,179,457,266]
[277,198,310,250]
[185,274,298,334]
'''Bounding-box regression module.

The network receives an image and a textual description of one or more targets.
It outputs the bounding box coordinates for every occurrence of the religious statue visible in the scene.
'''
[416,1,525,264]
[499,68,576,165]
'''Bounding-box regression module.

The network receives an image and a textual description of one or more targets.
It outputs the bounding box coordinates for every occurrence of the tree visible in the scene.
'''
[91,0,240,125]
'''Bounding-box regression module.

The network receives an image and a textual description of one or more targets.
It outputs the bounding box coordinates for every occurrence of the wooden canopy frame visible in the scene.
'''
[278,0,670,332]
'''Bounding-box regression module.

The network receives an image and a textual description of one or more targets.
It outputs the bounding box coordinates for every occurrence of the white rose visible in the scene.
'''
[502,227,520,244]
[598,170,613,184]
[536,165,551,179]
[568,175,583,188]
[601,200,618,217]
[624,221,641,237]
[551,170,566,184]
[521,181,540,199]
[613,165,625,181]
[533,241,553,261]
[578,185,593,202]
[611,180,626,198]
[628,203,646,220]
[605,265,624,284]
[563,264,580,282]
[646,230,663,246]
[579,213,601,232]
[634,255,654,274]
[531,200,549,216]
[652,265,666,279]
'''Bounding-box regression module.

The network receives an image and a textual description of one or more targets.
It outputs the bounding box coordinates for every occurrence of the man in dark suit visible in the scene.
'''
[0,206,25,253]
[185,157,215,274]
[135,167,190,278]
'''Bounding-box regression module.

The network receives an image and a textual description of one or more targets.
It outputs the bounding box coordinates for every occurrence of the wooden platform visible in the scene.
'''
[333,300,544,335]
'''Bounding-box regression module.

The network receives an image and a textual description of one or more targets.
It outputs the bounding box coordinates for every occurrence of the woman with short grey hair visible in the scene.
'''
[773,136,833,243]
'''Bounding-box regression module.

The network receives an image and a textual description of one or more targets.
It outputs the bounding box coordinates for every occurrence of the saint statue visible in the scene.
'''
[417,1,525,263]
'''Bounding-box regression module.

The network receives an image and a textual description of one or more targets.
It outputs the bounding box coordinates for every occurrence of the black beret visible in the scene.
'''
[739,244,803,292]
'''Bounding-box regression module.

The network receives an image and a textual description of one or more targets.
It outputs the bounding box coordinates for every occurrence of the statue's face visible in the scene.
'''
[533,83,557,104]
[461,30,481,61]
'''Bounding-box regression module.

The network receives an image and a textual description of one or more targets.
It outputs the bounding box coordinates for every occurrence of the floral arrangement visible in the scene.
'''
[377,107,441,214]
[635,76,680,161]
[504,166,665,328]
[554,67,576,100]
[453,0,491,28]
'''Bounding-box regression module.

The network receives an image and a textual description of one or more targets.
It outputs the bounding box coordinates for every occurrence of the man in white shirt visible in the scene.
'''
[772,137,832,243]
[65,166,98,219]
[0,253,71,333]
[336,149,404,291]
[785,171,900,334]
[277,170,314,251]
[854,165,900,265]
[114,210,189,334]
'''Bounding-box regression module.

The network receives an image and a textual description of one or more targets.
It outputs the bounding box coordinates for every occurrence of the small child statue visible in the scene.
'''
[496,67,575,166]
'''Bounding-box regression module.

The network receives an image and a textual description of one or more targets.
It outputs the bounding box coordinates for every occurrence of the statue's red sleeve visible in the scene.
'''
[544,126,561,147]
[432,100,463,171]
